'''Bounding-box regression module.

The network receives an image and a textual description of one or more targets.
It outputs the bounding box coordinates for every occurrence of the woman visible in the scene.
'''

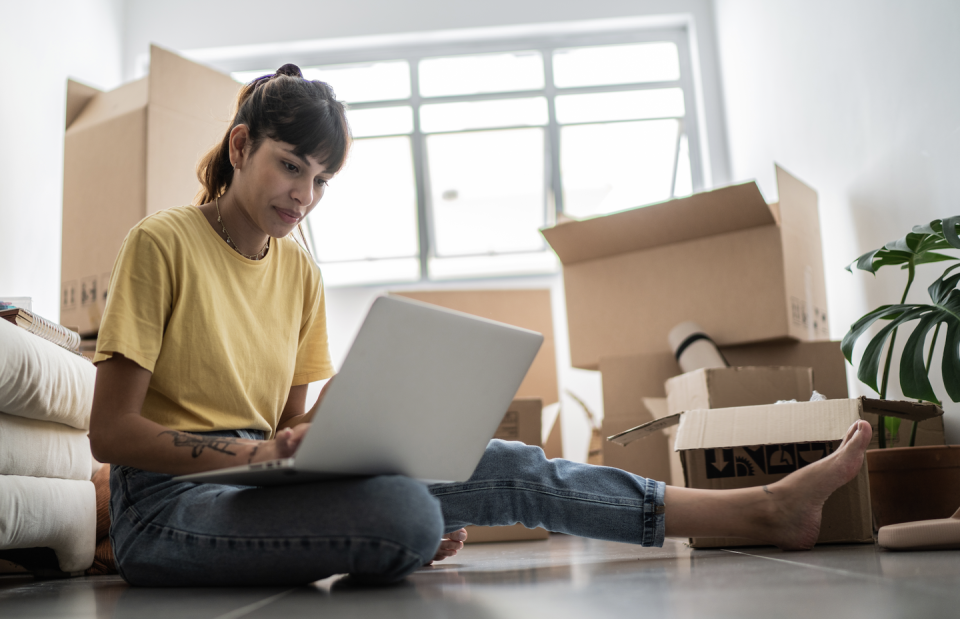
[89,64,872,587]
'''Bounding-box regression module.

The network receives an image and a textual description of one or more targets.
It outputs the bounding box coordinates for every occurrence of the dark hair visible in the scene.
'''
[195,63,350,208]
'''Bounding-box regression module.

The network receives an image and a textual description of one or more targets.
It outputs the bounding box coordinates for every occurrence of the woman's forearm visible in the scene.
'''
[89,354,272,475]
[91,411,264,475]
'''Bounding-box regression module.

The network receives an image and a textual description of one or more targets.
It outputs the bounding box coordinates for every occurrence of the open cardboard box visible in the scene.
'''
[600,340,848,486]
[609,397,944,548]
[61,45,239,335]
[542,165,829,370]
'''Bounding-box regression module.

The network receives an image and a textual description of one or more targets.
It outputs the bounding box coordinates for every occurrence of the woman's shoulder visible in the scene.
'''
[133,206,201,235]
[276,235,323,283]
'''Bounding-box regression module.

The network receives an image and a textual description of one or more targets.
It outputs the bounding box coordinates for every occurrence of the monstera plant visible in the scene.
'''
[842,216,960,447]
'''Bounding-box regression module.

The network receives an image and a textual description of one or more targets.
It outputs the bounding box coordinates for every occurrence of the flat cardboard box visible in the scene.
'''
[542,165,828,370]
[392,290,558,406]
[599,341,848,486]
[464,398,550,543]
[61,45,239,335]
[609,397,944,548]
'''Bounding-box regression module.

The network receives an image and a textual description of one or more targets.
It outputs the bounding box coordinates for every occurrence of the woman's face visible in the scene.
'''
[231,131,333,238]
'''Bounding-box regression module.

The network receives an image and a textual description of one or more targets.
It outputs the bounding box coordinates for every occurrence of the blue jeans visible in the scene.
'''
[110,431,666,587]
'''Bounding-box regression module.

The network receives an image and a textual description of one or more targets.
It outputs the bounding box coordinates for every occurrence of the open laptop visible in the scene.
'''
[173,295,543,486]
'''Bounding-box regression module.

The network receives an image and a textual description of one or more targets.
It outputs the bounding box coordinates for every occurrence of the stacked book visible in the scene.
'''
[0,306,82,356]
[0,302,98,575]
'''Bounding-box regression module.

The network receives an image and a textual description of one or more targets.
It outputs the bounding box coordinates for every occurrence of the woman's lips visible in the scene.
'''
[274,206,302,224]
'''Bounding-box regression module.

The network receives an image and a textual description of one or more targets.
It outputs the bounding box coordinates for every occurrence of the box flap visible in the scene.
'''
[65,79,101,130]
[66,78,147,134]
[860,397,942,422]
[148,44,239,120]
[674,399,863,451]
[541,181,773,265]
[607,413,682,446]
[776,164,830,341]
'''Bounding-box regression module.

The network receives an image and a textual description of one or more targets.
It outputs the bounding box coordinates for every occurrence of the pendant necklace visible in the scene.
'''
[216,197,269,260]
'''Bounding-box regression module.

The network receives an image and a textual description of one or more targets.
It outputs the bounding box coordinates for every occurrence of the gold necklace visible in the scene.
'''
[216,197,269,260]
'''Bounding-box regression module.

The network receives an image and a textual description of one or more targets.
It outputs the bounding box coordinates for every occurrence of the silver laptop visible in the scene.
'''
[173,295,543,486]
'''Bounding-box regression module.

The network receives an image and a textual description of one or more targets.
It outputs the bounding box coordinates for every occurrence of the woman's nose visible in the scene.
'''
[292,178,314,206]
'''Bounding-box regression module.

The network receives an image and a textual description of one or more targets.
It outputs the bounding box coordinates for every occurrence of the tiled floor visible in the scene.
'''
[2,535,958,618]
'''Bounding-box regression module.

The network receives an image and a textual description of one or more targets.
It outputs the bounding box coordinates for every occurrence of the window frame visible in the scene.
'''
[227,26,705,284]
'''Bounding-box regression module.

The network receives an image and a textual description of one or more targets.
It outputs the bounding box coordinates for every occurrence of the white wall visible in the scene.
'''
[0,0,125,320]
[714,0,960,441]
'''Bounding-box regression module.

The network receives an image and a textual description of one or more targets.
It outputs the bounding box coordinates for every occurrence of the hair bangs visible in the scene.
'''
[266,78,351,175]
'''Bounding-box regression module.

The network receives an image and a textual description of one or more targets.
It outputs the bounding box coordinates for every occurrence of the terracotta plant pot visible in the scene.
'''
[866,445,960,529]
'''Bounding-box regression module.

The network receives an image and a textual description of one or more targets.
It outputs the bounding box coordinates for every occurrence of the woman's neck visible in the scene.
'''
[211,194,271,258]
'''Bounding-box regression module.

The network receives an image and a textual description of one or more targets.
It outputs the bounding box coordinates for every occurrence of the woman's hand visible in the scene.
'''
[428,528,468,564]
[250,424,311,463]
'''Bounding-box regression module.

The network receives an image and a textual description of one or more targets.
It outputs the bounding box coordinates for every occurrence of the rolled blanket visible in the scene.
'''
[0,475,96,574]
[0,413,92,480]
[0,319,96,430]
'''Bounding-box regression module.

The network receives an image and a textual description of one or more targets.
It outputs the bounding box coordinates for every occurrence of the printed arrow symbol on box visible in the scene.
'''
[711,449,730,472]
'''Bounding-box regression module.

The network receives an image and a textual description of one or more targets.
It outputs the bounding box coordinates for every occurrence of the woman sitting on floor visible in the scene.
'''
[89,64,872,587]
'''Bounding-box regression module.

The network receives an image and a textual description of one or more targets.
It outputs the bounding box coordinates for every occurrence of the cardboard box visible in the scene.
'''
[392,290,558,406]
[542,165,828,370]
[665,366,814,416]
[600,341,848,486]
[61,45,239,335]
[464,397,550,543]
[609,397,944,548]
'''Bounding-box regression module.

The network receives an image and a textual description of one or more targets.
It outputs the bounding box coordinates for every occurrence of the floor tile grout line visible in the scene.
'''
[210,589,295,619]
[720,549,960,600]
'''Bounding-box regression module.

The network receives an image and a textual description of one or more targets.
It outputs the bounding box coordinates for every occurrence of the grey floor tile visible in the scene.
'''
[2,536,959,619]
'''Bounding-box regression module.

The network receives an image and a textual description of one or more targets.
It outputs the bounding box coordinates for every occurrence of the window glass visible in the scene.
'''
[319,258,420,287]
[420,97,548,133]
[308,136,419,263]
[419,51,544,97]
[555,88,685,124]
[552,42,680,88]
[233,61,411,103]
[346,106,413,137]
[430,252,558,280]
[561,119,679,218]
[426,128,545,257]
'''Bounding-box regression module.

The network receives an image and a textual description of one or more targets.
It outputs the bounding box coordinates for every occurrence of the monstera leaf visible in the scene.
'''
[842,263,960,405]
[847,216,960,274]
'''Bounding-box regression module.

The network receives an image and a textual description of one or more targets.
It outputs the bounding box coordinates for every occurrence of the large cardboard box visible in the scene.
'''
[600,341,848,486]
[610,397,944,548]
[61,45,239,335]
[392,290,558,406]
[464,398,550,543]
[542,165,829,370]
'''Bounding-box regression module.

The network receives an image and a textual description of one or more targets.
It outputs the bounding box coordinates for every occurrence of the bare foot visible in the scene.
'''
[427,528,467,564]
[759,419,873,550]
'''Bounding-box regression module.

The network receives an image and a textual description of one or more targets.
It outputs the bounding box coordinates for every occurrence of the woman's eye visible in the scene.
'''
[316,178,328,187]
[284,162,298,173]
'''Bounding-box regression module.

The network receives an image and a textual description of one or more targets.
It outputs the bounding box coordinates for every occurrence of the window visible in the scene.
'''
[232,28,704,286]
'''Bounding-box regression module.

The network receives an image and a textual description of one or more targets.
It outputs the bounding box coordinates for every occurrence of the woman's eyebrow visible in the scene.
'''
[282,147,326,175]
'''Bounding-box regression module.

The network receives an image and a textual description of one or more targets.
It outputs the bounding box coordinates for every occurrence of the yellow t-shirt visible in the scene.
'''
[94,205,334,436]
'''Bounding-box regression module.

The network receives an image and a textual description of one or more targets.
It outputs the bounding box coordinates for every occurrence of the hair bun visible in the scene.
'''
[275,64,303,78]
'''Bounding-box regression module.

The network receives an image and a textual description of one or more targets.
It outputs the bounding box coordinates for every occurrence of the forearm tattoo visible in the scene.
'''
[762,485,774,495]
[159,430,240,458]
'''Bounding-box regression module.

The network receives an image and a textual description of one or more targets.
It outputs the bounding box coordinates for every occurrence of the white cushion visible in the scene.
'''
[0,320,96,430]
